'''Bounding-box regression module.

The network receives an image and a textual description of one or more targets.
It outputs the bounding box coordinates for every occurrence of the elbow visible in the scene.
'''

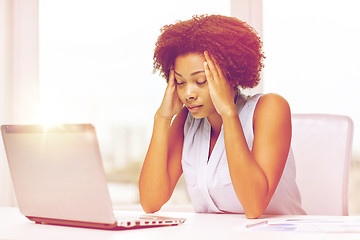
[243,202,268,219]
[138,183,163,213]
[243,180,272,219]
[244,210,264,219]
[140,200,162,213]
[139,192,167,213]
[141,205,161,214]
[138,176,173,213]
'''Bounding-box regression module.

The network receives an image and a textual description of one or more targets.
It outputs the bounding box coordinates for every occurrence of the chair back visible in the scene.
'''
[291,114,354,215]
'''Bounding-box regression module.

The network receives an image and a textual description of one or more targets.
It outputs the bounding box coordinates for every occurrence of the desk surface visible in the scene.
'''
[1,206,360,240]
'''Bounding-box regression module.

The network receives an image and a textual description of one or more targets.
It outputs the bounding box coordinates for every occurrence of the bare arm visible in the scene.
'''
[222,94,291,219]
[139,70,187,213]
[204,52,291,218]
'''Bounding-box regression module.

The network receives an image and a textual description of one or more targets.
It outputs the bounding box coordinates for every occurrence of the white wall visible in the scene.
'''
[262,0,360,161]
[231,0,264,95]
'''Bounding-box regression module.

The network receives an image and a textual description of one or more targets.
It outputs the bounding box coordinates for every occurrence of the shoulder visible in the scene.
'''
[256,93,290,111]
[253,93,291,128]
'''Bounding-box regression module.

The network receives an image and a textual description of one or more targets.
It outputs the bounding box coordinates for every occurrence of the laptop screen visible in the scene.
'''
[2,124,116,224]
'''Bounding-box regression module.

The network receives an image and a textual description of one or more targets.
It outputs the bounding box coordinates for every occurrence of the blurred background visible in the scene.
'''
[1,0,360,213]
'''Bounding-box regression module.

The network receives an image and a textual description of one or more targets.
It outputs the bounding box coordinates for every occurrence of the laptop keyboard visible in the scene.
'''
[113,211,185,228]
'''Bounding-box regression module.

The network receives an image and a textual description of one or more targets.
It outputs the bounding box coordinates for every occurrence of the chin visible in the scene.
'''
[190,112,206,119]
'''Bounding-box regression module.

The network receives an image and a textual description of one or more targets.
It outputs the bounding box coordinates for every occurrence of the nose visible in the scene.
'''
[184,84,198,101]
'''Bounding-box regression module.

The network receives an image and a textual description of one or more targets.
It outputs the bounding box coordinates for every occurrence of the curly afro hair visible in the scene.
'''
[153,14,265,89]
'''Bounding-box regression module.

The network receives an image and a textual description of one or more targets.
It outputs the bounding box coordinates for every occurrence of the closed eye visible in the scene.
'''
[175,79,185,85]
[197,79,207,85]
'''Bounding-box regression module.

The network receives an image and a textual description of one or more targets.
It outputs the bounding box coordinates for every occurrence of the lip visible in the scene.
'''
[187,105,203,112]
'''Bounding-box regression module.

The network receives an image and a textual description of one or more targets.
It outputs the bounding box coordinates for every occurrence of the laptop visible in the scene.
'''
[1,124,186,230]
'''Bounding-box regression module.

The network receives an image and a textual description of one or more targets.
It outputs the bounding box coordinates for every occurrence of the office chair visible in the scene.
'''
[291,113,354,216]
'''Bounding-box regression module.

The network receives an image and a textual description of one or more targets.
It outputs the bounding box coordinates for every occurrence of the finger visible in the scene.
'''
[214,62,226,81]
[208,53,226,80]
[205,51,227,84]
[204,61,214,84]
[204,51,219,79]
[165,70,177,96]
[212,57,225,79]
[168,69,175,82]
[168,69,176,87]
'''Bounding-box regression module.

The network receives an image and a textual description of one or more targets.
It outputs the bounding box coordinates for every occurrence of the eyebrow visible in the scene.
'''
[174,70,205,78]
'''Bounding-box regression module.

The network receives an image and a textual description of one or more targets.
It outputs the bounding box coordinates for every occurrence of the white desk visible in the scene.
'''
[1,206,360,240]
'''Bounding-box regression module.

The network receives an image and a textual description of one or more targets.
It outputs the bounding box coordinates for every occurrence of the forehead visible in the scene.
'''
[174,53,205,75]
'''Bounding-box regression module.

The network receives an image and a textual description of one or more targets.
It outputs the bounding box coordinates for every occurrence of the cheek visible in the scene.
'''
[176,88,185,102]
[201,89,213,103]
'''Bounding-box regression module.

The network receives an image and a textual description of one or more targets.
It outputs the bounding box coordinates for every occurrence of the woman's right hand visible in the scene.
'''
[140,69,186,213]
[156,70,183,120]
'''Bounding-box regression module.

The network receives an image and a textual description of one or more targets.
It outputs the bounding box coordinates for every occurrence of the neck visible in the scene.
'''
[207,113,222,136]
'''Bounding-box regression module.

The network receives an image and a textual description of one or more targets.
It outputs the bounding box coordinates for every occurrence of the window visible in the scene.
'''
[39,0,231,204]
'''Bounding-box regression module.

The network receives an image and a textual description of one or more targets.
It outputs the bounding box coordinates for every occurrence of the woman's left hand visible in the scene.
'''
[204,51,237,118]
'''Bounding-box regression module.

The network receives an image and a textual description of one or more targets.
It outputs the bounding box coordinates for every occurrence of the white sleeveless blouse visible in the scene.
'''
[181,93,306,214]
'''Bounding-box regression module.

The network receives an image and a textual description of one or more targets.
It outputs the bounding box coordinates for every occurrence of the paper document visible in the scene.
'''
[244,217,360,233]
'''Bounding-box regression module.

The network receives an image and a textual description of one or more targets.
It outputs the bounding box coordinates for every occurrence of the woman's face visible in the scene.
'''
[174,53,217,119]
